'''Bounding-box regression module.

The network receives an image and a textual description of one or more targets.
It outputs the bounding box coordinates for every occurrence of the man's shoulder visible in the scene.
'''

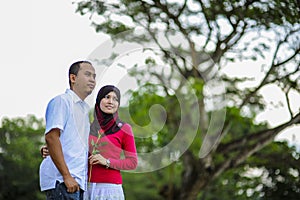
[50,91,72,103]
[46,93,73,113]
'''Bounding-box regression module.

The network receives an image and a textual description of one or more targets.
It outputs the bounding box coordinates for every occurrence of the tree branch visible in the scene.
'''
[216,112,300,155]
[212,112,300,178]
[239,28,300,108]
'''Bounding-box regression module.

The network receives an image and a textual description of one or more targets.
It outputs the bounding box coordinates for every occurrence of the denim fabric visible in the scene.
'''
[45,181,84,200]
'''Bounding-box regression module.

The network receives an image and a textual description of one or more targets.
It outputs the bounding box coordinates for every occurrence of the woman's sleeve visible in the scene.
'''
[110,124,138,170]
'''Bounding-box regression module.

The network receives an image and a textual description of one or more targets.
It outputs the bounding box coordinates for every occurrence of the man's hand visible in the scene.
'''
[63,175,80,193]
[45,128,79,193]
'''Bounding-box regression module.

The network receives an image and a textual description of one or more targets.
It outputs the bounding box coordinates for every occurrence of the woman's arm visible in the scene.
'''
[109,124,138,170]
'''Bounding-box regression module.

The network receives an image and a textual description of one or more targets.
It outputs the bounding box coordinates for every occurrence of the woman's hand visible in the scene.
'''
[89,154,107,166]
[40,145,49,158]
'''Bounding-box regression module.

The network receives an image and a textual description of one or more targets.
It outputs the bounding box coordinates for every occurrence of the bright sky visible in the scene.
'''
[1,1,299,147]
[0,0,103,120]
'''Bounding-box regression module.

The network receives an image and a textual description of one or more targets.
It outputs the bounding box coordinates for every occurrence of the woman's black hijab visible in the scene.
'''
[90,85,123,137]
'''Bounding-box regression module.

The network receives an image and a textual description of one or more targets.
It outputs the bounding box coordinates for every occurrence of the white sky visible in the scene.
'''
[0,0,103,119]
[0,1,299,146]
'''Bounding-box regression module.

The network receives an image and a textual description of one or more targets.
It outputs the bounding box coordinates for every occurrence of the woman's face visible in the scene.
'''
[99,91,119,114]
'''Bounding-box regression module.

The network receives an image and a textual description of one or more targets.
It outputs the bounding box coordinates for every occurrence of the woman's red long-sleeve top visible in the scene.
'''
[88,123,138,184]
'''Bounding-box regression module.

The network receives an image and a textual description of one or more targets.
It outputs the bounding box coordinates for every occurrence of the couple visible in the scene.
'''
[39,61,138,200]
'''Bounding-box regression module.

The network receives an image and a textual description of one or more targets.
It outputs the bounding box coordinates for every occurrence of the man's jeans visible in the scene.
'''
[45,181,83,200]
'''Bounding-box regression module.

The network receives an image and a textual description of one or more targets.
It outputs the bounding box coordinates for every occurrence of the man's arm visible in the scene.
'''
[45,128,80,193]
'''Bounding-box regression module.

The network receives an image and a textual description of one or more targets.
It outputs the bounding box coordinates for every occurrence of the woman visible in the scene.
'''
[41,85,138,200]
[85,85,138,200]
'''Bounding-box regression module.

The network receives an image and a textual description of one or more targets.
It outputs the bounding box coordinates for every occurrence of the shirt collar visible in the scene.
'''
[65,89,90,111]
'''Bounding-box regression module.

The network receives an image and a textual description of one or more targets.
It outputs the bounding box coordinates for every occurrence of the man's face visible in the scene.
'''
[72,62,96,100]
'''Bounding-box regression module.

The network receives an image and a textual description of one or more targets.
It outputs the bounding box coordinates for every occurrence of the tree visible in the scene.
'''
[75,0,300,199]
[199,141,300,199]
[0,115,45,200]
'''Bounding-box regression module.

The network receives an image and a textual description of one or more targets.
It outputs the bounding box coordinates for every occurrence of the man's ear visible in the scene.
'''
[70,74,76,85]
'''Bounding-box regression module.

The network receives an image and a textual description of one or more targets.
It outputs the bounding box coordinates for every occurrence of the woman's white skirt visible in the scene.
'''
[84,183,125,200]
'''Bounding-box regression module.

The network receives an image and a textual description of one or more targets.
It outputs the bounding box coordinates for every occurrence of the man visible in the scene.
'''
[39,61,96,200]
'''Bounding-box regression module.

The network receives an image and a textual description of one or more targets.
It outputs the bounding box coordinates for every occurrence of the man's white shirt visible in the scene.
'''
[39,89,90,191]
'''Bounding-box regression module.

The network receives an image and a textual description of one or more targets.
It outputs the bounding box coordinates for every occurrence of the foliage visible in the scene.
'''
[221,106,268,143]
[74,0,300,199]
[125,83,183,152]
[199,141,300,200]
[246,142,300,199]
[122,162,184,200]
[1,114,299,200]
[0,115,45,200]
